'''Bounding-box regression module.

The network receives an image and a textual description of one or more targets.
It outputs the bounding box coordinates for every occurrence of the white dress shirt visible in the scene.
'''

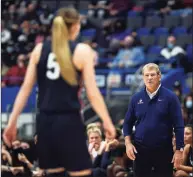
[146,84,161,99]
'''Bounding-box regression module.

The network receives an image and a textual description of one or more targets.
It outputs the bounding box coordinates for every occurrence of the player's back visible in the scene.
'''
[37,40,81,113]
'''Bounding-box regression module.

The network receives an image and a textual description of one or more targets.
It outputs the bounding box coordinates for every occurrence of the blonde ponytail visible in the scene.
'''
[52,16,78,86]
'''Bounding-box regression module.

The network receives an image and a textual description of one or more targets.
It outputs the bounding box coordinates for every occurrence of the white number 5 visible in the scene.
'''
[46,53,60,80]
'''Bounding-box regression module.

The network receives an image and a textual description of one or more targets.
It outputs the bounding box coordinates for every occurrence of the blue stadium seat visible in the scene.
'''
[156,35,168,47]
[111,28,132,40]
[154,27,169,37]
[127,10,139,17]
[145,16,162,29]
[172,26,187,36]
[140,35,155,48]
[181,14,192,29]
[147,45,162,54]
[170,10,183,16]
[81,28,96,37]
[186,44,193,63]
[163,15,181,29]
[189,27,193,34]
[176,34,193,47]
[127,16,143,30]
[136,27,151,36]
[146,45,163,62]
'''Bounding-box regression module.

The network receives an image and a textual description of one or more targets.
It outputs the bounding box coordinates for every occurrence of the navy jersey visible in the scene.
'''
[37,40,81,113]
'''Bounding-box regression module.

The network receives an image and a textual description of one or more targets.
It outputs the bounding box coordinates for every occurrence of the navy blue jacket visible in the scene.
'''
[123,85,184,150]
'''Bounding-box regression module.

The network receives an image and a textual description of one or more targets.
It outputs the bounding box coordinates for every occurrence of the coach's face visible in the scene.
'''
[143,68,161,92]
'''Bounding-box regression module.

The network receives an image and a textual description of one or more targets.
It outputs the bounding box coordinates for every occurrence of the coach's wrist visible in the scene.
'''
[175,147,184,153]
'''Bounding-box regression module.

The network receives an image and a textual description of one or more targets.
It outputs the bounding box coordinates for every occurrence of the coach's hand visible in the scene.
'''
[126,143,137,161]
[3,121,17,148]
[103,120,116,140]
[172,150,183,169]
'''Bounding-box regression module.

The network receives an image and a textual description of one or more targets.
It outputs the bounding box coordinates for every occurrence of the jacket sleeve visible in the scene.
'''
[170,94,184,150]
[123,96,137,137]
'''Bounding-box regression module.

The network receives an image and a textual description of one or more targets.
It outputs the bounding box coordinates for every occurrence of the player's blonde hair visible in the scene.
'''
[142,63,161,76]
[52,7,79,85]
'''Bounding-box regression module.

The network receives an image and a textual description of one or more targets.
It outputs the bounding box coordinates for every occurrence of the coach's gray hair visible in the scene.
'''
[142,63,161,75]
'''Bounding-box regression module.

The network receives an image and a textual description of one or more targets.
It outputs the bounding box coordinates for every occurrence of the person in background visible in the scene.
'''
[2,54,27,87]
[160,36,190,72]
[108,35,145,68]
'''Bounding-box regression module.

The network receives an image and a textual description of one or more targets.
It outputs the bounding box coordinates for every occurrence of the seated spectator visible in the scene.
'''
[88,0,111,19]
[1,62,10,78]
[107,143,131,177]
[91,139,120,177]
[182,106,191,125]
[1,20,11,45]
[160,35,189,71]
[173,81,183,102]
[108,35,145,68]
[154,0,184,14]
[174,125,193,177]
[108,0,132,18]
[1,141,26,177]
[183,94,193,120]
[3,4,19,28]
[87,127,106,162]
[2,143,12,166]
[39,5,54,25]
[2,54,27,87]
[22,1,38,22]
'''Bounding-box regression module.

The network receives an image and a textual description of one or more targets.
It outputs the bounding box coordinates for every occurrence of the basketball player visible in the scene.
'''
[3,7,116,177]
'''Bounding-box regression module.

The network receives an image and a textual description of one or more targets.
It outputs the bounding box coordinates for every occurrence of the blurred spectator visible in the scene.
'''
[107,143,130,177]
[2,54,27,87]
[160,36,189,71]
[17,0,28,19]
[88,0,111,19]
[173,81,183,102]
[155,0,184,14]
[39,5,54,25]
[3,4,19,28]
[109,0,132,17]
[22,2,38,22]
[2,40,18,67]
[10,24,21,43]
[183,94,193,120]
[182,106,190,125]
[1,20,11,44]
[108,35,145,68]
[1,62,10,77]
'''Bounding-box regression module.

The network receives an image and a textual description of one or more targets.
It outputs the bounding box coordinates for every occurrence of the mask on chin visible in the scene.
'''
[186,100,193,109]
[167,43,174,49]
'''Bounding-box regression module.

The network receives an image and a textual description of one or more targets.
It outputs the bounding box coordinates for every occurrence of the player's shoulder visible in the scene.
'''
[32,43,43,58]
[31,43,43,64]
[75,43,92,53]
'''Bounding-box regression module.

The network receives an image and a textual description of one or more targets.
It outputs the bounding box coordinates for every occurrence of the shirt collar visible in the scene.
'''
[146,84,161,99]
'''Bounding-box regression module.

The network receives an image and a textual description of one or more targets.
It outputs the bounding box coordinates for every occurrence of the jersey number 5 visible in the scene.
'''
[46,53,60,80]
